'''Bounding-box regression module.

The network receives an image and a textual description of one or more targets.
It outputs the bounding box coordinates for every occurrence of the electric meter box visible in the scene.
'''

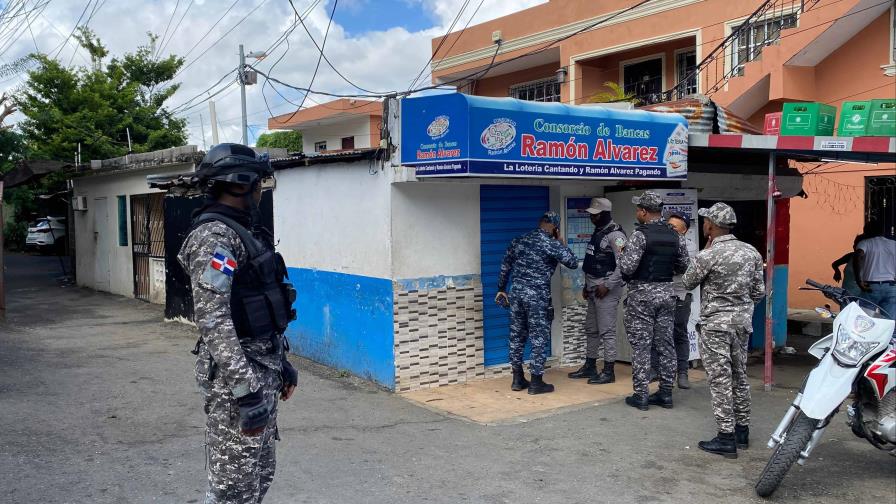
[867,99,896,137]
[837,101,871,137]
[780,102,836,136]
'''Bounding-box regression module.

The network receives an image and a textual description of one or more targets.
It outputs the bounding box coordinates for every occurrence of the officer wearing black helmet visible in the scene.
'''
[177,143,298,503]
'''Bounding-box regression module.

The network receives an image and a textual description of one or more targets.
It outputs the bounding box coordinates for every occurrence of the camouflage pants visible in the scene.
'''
[197,354,281,504]
[624,287,676,396]
[584,286,623,362]
[699,326,751,433]
[509,288,551,375]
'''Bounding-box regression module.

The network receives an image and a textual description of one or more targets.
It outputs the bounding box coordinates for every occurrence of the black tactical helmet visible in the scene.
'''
[196,143,273,187]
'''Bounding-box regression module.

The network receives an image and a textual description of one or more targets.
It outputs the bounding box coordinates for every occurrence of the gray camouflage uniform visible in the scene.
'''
[584,221,627,363]
[498,212,578,375]
[619,193,689,397]
[682,203,765,434]
[178,221,283,504]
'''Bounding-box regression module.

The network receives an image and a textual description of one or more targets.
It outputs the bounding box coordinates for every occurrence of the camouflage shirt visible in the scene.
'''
[498,229,579,293]
[682,234,765,330]
[178,221,278,398]
[618,217,690,293]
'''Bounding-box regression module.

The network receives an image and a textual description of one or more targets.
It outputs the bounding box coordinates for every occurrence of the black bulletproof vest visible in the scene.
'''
[630,222,679,282]
[582,223,626,277]
[192,213,297,352]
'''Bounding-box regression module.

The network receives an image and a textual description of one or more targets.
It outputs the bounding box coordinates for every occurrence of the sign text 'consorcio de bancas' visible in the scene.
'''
[400,94,688,180]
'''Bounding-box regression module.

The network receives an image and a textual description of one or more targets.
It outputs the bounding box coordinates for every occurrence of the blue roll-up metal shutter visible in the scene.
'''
[480,185,549,367]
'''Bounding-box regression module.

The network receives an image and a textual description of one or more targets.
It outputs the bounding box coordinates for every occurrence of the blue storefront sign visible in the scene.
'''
[401,93,688,180]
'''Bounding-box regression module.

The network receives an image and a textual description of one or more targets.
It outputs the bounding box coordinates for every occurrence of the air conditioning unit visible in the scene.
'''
[72,196,88,211]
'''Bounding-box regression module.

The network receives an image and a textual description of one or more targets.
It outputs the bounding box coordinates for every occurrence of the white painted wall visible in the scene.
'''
[273,162,392,279]
[71,163,192,300]
[299,116,373,155]
[391,181,481,280]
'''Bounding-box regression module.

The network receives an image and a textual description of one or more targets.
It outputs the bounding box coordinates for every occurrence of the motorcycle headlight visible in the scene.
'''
[832,324,879,366]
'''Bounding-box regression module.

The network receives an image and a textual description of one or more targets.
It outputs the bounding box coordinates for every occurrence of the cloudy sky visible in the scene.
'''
[0,0,545,147]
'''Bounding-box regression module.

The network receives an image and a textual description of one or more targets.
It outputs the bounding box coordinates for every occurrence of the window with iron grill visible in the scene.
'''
[509,78,561,103]
[730,13,797,77]
[676,50,698,98]
[314,141,327,152]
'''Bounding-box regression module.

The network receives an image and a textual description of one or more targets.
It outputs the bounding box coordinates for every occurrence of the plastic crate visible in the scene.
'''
[780,102,836,136]
[837,101,870,137]
[764,112,782,135]
[868,99,896,137]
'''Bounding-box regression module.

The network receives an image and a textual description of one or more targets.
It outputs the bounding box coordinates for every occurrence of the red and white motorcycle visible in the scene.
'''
[756,279,895,498]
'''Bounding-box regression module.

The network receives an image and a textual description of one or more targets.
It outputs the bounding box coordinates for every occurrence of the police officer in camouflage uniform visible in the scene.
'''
[619,191,689,410]
[567,198,627,385]
[496,211,578,395]
[683,202,764,458]
[178,143,299,503]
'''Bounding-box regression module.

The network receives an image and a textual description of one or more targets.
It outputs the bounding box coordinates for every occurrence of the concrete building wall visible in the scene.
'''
[273,162,395,388]
[299,116,375,155]
[71,164,190,300]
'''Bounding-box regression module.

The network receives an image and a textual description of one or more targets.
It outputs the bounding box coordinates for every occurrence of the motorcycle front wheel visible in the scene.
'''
[755,412,818,498]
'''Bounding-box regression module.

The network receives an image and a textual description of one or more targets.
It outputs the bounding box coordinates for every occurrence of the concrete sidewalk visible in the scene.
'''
[1,254,894,504]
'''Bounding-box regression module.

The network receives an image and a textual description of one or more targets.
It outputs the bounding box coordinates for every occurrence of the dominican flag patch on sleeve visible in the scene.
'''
[210,251,237,277]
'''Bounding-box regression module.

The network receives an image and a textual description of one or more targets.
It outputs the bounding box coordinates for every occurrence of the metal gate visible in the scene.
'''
[866,176,895,238]
[480,185,549,367]
[131,193,165,301]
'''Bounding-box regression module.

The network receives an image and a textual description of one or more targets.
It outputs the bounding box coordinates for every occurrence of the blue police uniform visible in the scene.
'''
[497,213,578,376]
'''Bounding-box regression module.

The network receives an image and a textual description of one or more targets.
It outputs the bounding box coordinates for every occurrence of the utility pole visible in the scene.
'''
[209,100,219,145]
[199,113,207,150]
[239,44,248,145]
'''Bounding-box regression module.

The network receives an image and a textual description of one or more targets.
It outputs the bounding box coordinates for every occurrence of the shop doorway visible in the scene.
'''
[480,185,549,367]
[130,193,165,302]
[866,176,895,238]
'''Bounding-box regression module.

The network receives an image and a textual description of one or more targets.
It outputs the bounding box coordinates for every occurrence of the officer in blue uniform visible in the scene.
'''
[496,211,578,395]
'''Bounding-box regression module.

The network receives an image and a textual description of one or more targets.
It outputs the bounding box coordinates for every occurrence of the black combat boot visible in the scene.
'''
[735,425,749,449]
[588,361,616,384]
[625,393,648,411]
[528,374,555,395]
[568,358,598,379]
[647,387,673,409]
[511,366,530,391]
[698,432,738,459]
[677,372,690,389]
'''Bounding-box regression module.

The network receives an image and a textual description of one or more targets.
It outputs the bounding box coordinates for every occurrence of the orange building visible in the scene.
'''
[430,0,896,309]
[268,99,382,155]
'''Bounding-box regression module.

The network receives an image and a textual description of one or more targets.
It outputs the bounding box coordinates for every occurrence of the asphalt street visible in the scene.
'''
[1,254,894,503]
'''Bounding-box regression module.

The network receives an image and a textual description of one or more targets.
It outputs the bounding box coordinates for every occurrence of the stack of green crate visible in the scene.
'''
[780,102,836,136]
[838,99,896,136]
[868,99,896,136]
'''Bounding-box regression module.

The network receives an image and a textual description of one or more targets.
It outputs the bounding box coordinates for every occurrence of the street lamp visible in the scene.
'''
[239,46,269,145]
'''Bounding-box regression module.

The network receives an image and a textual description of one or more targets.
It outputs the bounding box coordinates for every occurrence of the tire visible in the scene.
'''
[755,412,818,498]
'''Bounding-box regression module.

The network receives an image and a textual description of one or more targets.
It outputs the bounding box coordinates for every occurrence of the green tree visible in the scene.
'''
[255,130,302,153]
[14,28,187,162]
[589,81,638,105]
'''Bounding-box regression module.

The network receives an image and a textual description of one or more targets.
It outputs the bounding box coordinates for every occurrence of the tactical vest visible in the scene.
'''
[191,213,297,354]
[582,223,626,277]
[629,222,679,282]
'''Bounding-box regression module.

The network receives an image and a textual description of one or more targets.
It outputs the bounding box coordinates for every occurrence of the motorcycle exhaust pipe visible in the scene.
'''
[769,393,803,448]
[797,420,828,466]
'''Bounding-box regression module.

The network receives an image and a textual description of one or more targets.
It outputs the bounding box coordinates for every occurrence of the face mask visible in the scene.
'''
[594,212,612,228]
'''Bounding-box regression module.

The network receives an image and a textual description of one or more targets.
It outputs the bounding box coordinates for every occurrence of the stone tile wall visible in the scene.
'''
[393,276,574,392]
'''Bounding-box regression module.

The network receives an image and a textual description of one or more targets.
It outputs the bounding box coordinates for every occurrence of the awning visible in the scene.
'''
[689,133,896,164]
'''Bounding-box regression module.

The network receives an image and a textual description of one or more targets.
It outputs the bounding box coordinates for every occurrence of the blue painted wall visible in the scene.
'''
[285,267,395,388]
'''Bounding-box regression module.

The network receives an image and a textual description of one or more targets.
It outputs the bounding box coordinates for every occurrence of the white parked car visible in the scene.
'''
[25,216,67,253]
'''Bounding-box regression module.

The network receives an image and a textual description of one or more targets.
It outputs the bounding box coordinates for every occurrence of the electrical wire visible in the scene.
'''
[171,0,240,78]
[155,0,181,59]
[175,0,271,79]
[156,0,194,58]
[407,0,472,91]
[415,0,487,89]
[286,0,393,95]
[52,0,93,59]
[274,0,338,125]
